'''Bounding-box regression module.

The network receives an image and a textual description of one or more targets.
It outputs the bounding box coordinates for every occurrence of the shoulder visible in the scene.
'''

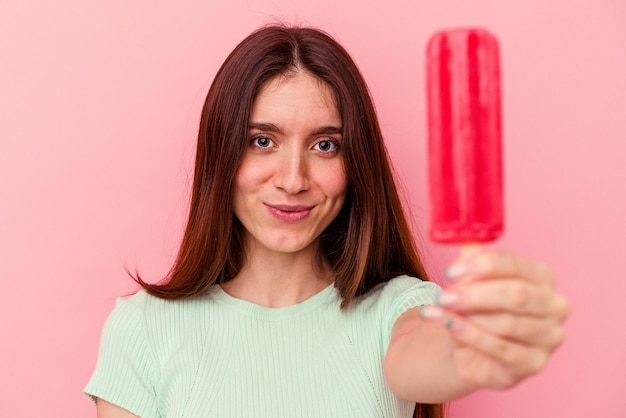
[85,291,165,415]
[380,275,442,315]
[99,291,149,340]
[102,289,219,344]
[346,276,442,347]
[111,288,220,317]
[355,275,442,311]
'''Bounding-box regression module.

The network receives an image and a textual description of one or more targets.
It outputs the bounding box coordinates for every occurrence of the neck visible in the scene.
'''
[221,241,333,308]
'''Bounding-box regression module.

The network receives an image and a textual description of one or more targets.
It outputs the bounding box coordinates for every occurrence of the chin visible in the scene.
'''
[260,235,319,255]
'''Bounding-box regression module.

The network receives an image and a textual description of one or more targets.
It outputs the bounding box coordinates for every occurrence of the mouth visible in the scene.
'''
[265,204,314,222]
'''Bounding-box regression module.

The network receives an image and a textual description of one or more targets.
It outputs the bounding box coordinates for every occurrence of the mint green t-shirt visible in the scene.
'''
[84,275,441,417]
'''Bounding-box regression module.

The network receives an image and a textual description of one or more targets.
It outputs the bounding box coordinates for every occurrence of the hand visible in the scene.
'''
[420,248,570,390]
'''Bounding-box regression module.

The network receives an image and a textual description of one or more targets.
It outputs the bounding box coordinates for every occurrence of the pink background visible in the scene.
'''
[1,0,624,416]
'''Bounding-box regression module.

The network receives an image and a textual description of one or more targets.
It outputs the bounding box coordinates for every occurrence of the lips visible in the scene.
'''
[265,203,314,222]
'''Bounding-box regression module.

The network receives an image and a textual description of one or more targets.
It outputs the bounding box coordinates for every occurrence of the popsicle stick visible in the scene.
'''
[460,243,482,259]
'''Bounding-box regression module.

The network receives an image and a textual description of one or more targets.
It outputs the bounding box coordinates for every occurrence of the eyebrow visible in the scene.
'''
[248,122,342,136]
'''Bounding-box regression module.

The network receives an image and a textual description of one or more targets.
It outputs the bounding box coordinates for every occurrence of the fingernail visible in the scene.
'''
[437,291,460,307]
[445,263,468,280]
[448,318,464,334]
[419,305,444,320]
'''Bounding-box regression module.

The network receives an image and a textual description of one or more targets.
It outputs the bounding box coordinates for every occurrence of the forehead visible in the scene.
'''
[251,71,340,121]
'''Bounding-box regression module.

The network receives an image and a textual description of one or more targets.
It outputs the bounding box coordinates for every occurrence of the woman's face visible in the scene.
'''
[233,71,347,258]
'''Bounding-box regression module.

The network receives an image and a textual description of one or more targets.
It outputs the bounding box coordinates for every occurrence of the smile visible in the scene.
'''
[265,204,314,222]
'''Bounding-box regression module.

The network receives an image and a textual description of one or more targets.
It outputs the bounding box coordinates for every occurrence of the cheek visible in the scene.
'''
[232,163,258,216]
[234,158,269,193]
[321,164,348,200]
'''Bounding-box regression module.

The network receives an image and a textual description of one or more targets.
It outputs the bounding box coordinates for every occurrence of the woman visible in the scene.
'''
[85,25,569,418]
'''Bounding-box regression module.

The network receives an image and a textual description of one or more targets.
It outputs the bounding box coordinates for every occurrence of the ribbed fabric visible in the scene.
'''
[84,275,441,417]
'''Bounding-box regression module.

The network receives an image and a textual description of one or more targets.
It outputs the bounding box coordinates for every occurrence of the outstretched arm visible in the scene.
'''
[96,399,140,418]
[384,249,570,403]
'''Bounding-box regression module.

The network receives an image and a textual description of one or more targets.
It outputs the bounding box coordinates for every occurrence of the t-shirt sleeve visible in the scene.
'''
[381,275,443,349]
[84,292,160,417]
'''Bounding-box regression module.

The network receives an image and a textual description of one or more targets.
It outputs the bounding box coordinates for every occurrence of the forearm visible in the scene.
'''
[383,307,477,403]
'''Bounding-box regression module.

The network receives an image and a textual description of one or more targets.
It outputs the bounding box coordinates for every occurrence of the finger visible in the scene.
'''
[419,305,453,327]
[438,280,559,316]
[446,250,554,285]
[463,313,566,349]
[449,315,552,383]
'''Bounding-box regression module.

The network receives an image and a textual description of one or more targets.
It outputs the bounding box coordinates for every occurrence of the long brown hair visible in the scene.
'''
[134,25,444,418]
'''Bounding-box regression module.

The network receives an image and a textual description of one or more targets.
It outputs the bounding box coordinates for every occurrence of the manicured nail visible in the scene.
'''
[447,318,464,334]
[445,263,468,280]
[437,291,460,307]
[419,305,444,320]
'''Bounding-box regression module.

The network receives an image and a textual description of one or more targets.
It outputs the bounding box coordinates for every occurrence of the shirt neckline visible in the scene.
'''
[209,283,339,321]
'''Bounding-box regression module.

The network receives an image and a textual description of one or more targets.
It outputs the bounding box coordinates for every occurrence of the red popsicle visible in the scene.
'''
[427,28,503,244]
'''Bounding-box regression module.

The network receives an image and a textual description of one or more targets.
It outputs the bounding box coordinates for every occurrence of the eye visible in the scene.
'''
[313,139,339,153]
[251,135,275,149]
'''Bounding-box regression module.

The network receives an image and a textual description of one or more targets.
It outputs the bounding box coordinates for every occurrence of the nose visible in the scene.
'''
[273,149,310,194]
